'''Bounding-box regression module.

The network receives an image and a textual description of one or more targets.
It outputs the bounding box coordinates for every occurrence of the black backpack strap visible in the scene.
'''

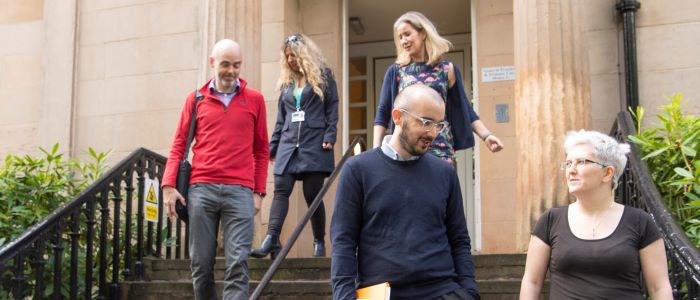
[182,90,204,160]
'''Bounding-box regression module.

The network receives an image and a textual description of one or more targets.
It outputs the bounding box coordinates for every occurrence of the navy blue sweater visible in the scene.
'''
[330,148,479,300]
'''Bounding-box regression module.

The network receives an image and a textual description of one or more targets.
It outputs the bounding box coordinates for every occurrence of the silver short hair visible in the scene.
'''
[564,130,631,189]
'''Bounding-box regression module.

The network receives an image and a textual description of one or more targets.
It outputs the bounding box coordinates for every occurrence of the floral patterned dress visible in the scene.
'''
[397,60,455,164]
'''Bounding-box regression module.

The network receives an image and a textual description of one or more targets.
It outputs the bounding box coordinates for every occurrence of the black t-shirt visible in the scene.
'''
[532,205,661,299]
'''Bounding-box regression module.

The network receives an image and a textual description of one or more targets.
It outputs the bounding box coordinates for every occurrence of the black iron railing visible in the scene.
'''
[0,148,188,299]
[249,136,366,300]
[611,111,700,299]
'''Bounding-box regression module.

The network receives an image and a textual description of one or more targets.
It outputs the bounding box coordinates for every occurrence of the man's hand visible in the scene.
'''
[253,193,262,216]
[163,186,186,222]
[484,135,505,153]
[322,142,334,150]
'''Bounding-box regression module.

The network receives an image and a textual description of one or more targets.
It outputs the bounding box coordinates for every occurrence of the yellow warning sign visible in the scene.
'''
[143,178,159,223]
[146,185,158,204]
[145,205,158,222]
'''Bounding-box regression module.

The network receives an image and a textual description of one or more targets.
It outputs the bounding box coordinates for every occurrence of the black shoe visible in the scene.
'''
[250,235,281,259]
[313,239,325,257]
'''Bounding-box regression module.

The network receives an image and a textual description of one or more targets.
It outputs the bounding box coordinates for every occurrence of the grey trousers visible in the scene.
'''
[188,183,254,300]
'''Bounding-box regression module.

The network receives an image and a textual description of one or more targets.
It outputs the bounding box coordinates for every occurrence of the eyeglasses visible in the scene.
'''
[399,109,449,132]
[560,158,607,171]
[285,34,303,45]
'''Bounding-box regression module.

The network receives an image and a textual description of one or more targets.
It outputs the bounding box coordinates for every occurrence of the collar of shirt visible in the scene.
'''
[380,135,420,161]
[209,78,240,94]
[209,78,240,107]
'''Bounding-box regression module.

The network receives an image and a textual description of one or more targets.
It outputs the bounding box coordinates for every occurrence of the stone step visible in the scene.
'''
[474,254,527,280]
[144,254,527,281]
[119,280,332,300]
[120,278,541,300]
[127,254,535,299]
[144,257,331,281]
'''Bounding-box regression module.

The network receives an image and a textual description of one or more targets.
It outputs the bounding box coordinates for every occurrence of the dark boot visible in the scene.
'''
[313,239,325,257]
[250,235,281,259]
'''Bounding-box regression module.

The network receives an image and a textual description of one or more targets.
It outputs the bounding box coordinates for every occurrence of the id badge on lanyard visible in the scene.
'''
[292,86,305,122]
[291,110,305,122]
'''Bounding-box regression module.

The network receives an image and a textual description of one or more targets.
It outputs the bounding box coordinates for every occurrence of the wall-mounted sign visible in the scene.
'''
[481,66,515,82]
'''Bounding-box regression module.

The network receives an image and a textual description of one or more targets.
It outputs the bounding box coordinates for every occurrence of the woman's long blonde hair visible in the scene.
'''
[393,11,452,66]
[276,34,329,100]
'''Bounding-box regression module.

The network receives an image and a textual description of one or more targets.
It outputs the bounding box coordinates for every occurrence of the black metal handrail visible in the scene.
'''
[249,136,367,300]
[611,111,700,299]
[0,148,188,299]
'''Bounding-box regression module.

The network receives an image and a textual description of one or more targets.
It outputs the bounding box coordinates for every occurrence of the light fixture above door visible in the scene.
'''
[349,17,365,35]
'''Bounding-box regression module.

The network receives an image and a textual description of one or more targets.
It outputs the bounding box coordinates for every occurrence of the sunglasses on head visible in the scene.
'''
[285,34,303,45]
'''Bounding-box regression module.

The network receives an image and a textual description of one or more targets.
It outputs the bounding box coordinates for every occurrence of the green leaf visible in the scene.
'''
[685,192,700,201]
[675,167,694,179]
[682,145,697,157]
[682,131,699,146]
[643,146,670,160]
[626,135,648,146]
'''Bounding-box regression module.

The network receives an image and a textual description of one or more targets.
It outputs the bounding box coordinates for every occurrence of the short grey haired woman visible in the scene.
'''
[519,130,672,299]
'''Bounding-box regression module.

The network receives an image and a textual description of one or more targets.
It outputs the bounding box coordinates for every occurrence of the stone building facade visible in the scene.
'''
[1,0,698,256]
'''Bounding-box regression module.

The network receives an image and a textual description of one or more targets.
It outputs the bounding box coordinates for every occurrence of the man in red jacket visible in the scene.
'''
[162,39,269,300]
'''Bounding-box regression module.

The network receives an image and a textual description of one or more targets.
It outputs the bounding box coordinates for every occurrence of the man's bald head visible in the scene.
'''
[209,39,242,92]
[389,84,446,159]
[211,39,241,60]
[393,84,444,111]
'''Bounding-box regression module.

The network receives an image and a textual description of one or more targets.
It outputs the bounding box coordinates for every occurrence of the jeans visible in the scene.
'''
[267,172,326,240]
[188,183,254,300]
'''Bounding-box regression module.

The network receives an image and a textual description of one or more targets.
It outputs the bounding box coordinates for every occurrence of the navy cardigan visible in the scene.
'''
[373,62,480,150]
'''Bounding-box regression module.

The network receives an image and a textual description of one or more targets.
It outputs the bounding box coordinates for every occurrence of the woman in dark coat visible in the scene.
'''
[251,34,338,258]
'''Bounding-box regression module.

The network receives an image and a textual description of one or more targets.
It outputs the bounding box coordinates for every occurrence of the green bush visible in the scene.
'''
[628,94,700,247]
[0,144,109,299]
[0,144,109,248]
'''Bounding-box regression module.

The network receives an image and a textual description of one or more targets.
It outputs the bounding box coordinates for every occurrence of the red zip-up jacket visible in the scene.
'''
[162,77,269,194]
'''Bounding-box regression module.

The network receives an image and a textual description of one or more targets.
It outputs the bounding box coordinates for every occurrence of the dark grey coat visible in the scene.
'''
[270,69,338,176]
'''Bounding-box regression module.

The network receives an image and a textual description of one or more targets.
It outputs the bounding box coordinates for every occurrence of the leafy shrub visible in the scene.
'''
[0,144,109,299]
[0,144,109,247]
[628,94,700,246]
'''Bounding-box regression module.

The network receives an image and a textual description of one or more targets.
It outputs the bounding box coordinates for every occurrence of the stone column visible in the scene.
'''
[225,0,262,89]
[199,0,261,88]
[39,0,77,154]
[514,0,591,250]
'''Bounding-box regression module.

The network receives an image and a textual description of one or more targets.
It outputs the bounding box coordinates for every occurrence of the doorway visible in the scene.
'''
[345,1,479,250]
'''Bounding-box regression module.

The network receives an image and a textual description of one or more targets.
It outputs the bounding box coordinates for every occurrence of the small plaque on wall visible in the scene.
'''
[496,104,509,123]
[482,66,515,82]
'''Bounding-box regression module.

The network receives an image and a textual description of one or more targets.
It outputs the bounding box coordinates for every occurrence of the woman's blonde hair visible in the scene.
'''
[276,34,329,100]
[393,11,452,66]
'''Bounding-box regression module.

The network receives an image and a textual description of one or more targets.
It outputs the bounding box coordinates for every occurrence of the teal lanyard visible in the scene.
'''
[293,83,303,110]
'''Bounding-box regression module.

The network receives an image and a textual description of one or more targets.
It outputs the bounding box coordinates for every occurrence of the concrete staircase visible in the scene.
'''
[120,254,534,299]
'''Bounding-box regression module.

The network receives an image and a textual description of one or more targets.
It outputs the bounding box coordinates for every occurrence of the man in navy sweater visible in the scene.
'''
[331,84,479,300]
